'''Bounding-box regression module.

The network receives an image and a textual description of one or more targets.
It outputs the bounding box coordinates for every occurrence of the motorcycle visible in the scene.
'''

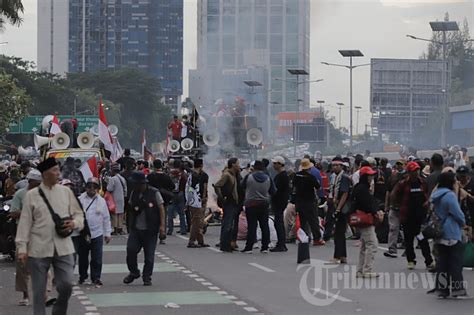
[0,195,16,261]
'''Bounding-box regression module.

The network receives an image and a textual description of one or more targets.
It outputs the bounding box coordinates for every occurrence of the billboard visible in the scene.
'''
[8,115,98,134]
[277,112,321,136]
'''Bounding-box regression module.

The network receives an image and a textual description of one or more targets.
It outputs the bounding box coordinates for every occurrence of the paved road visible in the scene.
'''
[1,226,473,314]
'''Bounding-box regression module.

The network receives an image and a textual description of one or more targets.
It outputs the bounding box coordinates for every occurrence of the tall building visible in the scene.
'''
[38,0,183,105]
[370,58,449,142]
[191,0,310,138]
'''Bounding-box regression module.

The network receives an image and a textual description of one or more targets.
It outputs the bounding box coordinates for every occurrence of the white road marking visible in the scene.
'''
[216,291,228,295]
[312,288,352,302]
[176,266,186,270]
[84,313,101,315]
[224,295,238,300]
[464,267,474,271]
[195,278,206,282]
[77,295,88,300]
[176,235,188,240]
[188,274,199,278]
[81,300,93,305]
[85,306,98,311]
[377,246,389,251]
[182,270,192,274]
[244,307,259,312]
[74,290,84,295]
[207,247,222,253]
[248,262,275,273]
[208,286,220,290]
[202,282,213,286]
[234,301,248,306]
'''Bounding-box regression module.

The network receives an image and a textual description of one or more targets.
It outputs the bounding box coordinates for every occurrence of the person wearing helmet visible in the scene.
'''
[393,161,434,271]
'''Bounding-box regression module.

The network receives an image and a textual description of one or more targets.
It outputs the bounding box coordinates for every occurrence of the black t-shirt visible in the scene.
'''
[272,171,290,206]
[407,180,426,220]
[293,170,320,202]
[147,171,174,192]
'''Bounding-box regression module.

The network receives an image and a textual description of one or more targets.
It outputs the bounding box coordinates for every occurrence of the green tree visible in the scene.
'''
[0,72,30,135]
[0,0,24,30]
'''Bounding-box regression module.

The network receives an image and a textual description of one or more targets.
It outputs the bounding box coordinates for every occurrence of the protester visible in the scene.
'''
[124,172,165,286]
[185,159,210,248]
[167,159,188,235]
[426,153,444,196]
[61,157,86,196]
[117,148,136,171]
[430,172,468,298]
[214,158,241,252]
[241,160,275,254]
[293,158,325,246]
[328,157,351,264]
[394,161,434,270]
[16,157,84,315]
[76,177,112,286]
[107,164,127,235]
[352,166,383,278]
[9,170,43,306]
[270,156,290,252]
[5,167,20,197]
[168,115,183,141]
[456,166,474,234]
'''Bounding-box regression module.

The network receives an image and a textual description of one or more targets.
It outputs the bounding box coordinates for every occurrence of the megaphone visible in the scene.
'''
[169,140,180,153]
[77,132,95,149]
[34,134,52,149]
[41,115,54,131]
[181,138,194,151]
[90,124,99,136]
[246,128,263,146]
[108,125,119,136]
[51,132,71,149]
[203,130,220,147]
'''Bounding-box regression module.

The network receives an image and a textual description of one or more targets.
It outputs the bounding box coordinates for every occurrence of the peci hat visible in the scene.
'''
[271,156,285,165]
[360,166,377,176]
[299,158,314,171]
[37,157,58,173]
[406,161,420,173]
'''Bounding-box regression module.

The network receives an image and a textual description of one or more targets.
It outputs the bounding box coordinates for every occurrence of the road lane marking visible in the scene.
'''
[234,301,248,306]
[312,288,352,303]
[202,282,213,285]
[244,307,259,312]
[225,295,238,300]
[177,235,188,240]
[216,291,228,295]
[377,246,389,251]
[208,286,220,290]
[248,262,275,273]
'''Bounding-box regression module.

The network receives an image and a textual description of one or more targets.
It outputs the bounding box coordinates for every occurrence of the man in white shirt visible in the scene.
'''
[76,177,112,286]
[16,157,84,315]
[107,164,127,235]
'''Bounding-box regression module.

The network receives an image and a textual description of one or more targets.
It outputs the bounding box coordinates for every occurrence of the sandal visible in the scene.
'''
[18,298,29,306]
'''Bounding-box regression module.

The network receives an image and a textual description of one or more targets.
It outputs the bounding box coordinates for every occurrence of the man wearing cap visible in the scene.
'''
[10,169,42,306]
[15,157,84,315]
[293,158,325,246]
[107,164,127,235]
[75,177,112,286]
[393,161,434,270]
[124,172,165,286]
[270,156,290,252]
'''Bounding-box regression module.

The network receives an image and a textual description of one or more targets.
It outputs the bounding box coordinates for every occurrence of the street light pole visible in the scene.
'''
[336,103,344,129]
[355,106,362,135]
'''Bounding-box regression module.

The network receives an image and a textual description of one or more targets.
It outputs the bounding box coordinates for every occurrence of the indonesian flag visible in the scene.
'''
[50,115,62,135]
[295,213,309,243]
[98,98,114,153]
[80,156,98,182]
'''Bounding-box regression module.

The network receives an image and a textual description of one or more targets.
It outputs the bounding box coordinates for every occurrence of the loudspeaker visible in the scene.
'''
[169,140,180,152]
[246,128,263,146]
[77,132,95,149]
[203,130,220,147]
[181,138,194,151]
[51,132,71,150]
[34,134,52,149]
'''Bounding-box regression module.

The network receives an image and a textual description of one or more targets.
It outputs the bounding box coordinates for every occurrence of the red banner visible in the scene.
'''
[277,112,321,135]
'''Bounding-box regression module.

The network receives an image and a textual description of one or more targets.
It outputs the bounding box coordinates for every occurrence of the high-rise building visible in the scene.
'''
[191,0,310,138]
[38,0,183,105]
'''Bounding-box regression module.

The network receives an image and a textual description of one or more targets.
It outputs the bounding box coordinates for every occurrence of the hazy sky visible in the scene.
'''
[1,0,473,133]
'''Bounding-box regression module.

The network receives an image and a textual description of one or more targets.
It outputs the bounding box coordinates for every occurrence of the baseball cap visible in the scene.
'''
[360,166,377,176]
[271,156,285,165]
[456,165,470,175]
[366,157,377,166]
[406,161,420,172]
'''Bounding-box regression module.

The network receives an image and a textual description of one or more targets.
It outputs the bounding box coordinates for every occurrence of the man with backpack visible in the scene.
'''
[185,159,210,248]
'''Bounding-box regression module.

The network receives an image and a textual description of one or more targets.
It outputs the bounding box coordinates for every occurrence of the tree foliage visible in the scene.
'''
[0,72,30,136]
[0,0,24,30]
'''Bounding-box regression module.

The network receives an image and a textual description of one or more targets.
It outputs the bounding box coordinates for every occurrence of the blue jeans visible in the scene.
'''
[74,235,104,282]
[167,193,187,233]
[126,229,158,280]
[220,201,239,251]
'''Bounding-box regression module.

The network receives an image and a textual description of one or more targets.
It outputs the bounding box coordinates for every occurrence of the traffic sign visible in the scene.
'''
[8,115,98,134]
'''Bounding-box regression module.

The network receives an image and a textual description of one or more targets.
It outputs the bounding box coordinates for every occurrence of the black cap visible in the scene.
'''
[37,157,58,173]
[456,166,470,175]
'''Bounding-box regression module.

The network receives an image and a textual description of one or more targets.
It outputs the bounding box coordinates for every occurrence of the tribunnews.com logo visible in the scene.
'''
[297,259,469,307]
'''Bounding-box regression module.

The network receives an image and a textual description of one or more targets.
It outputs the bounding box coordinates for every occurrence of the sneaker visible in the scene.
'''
[93,280,103,287]
[383,251,397,258]
[77,278,87,285]
[312,240,326,246]
[143,278,152,286]
[407,262,416,270]
[324,258,341,265]
[452,289,467,298]
[18,298,29,306]
[45,297,56,307]
[340,257,347,264]
[270,246,288,252]
[356,271,364,278]
[198,243,210,248]
[240,249,253,254]
[363,272,380,278]
[166,231,172,236]
[123,273,140,284]
[426,262,436,272]
[260,249,269,254]
[187,243,199,248]
[437,291,450,299]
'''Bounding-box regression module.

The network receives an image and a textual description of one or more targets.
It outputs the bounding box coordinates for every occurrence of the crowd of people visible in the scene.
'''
[1,146,473,314]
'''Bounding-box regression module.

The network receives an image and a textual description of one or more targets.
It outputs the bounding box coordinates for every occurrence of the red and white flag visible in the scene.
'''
[50,115,62,135]
[98,98,114,153]
[295,213,309,243]
[80,156,98,182]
